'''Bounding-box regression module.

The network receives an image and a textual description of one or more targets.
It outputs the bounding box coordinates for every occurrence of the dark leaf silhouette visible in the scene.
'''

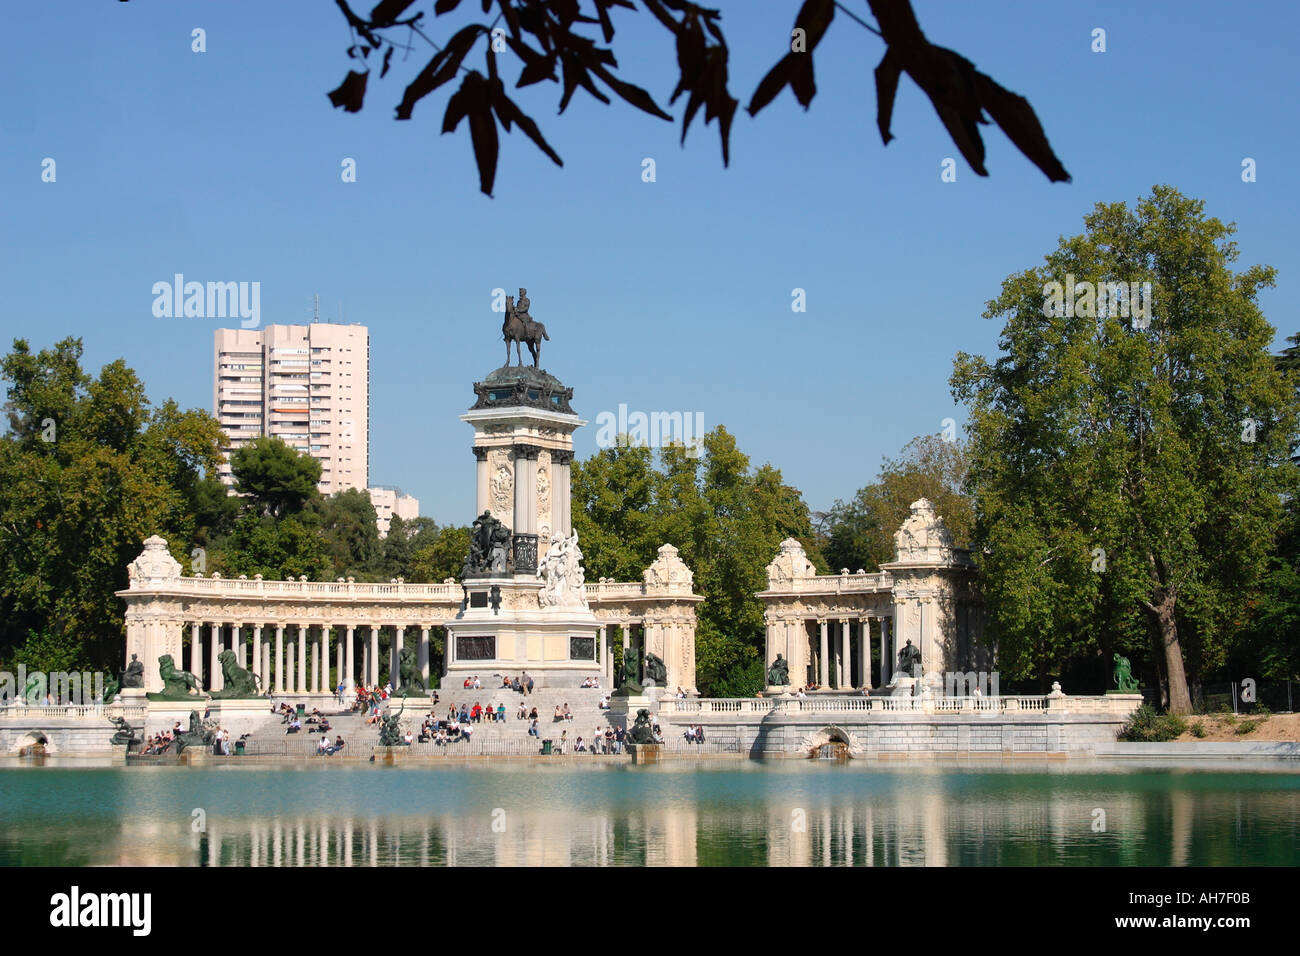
[369,0,420,25]
[873,48,901,144]
[651,0,737,164]
[748,0,834,115]
[590,62,672,120]
[332,0,1070,192]
[327,70,369,113]
[866,0,1070,182]
[973,71,1071,183]
[443,71,500,195]
[395,24,486,119]
[490,79,565,166]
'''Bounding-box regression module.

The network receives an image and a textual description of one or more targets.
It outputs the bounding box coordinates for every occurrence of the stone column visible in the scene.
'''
[312,632,322,694]
[286,643,295,694]
[419,627,430,687]
[297,625,307,694]
[191,623,203,684]
[263,638,271,692]
[840,619,851,689]
[362,639,370,691]
[250,624,261,686]
[369,627,379,687]
[556,455,572,536]
[336,637,344,695]
[513,448,528,538]
[393,627,405,689]
[524,451,537,534]
[345,627,355,691]
[474,447,489,517]
[858,619,869,689]
[275,626,285,694]
[818,620,829,688]
[209,623,223,692]
[236,625,247,670]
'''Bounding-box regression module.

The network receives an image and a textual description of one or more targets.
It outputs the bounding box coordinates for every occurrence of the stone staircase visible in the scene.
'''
[219,685,626,756]
[418,686,612,751]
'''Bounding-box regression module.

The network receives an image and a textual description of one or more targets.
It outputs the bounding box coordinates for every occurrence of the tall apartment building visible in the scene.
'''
[213,323,370,496]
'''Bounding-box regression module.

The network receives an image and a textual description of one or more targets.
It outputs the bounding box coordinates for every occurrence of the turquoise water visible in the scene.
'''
[1,760,1297,866]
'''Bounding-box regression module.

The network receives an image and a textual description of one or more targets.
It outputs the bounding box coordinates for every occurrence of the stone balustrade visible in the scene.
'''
[658,693,1140,717]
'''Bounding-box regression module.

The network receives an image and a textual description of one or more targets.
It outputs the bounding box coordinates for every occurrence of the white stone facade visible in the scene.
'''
[758,499,982,690]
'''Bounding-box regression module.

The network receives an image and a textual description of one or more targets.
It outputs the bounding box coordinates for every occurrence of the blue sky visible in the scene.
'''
[2,1,1296,525]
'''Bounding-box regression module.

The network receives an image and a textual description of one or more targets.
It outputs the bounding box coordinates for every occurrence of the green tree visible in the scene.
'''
[230,436,322,518]
[571,427,820,695]
[571,442,659,581]
[951,187,1299,712]
[410,525,472,582]
[313,488,382,578]
[218,512,331,581]
[0,338,224,670]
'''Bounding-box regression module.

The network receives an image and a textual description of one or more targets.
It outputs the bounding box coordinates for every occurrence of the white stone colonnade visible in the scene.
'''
[758,499,982,689]
[119,536,703,696]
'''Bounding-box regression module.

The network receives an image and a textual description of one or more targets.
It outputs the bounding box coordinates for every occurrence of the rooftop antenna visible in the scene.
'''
[313,293,320,324]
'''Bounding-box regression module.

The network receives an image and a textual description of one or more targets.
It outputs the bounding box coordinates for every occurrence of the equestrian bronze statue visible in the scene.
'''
[503,287,549,368]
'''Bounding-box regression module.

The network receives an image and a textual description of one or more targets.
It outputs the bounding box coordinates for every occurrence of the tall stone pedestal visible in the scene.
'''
[607,693,659,732]
[629,743,662,764]
[446,576,602,687]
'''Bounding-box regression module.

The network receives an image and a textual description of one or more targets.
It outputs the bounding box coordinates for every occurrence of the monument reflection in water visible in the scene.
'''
[1,762,1298,867]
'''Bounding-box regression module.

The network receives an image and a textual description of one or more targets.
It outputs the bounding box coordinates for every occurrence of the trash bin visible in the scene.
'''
[541,739,553,755]
[296,703,305,718]
[234,740,245,756]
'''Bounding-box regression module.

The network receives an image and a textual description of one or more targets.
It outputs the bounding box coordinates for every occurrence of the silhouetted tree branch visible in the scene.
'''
[329,0,1071,195]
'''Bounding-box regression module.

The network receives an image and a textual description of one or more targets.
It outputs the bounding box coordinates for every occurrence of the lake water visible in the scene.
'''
[1,759,1297,866]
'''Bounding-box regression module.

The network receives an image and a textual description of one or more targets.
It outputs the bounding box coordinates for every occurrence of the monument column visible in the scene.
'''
[859,619,869,689]
[191,623,204,685]
[369,626,379,687]
[297,624,307,694]
[513,447,528,538]
[554,453,572,536]
[345,626,355,691]
[335,636,344,694]
[818,620,829,687]
[275,625,285,694]
[209,623,223,691]
[474,447,489,516]
[841,619,851,689]
[419,626,431,687]
[262,630,271,691]
[236,625,246,670]
[249,624,261,685]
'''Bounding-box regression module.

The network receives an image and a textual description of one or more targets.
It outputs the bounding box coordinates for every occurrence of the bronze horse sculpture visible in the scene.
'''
[503,288,549,367]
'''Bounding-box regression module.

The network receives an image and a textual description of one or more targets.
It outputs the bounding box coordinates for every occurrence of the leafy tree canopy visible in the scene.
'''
[951,186,1299,712]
